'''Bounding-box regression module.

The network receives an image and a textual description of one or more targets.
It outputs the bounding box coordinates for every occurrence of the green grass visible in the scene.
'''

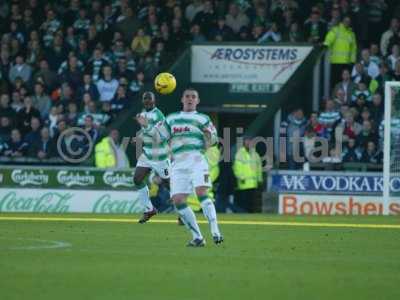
[0,213,400,300]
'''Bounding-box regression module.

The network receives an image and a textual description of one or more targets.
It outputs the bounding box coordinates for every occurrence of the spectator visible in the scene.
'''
[0,116,12,142]
[33,59,58,91]
[46,106,62,136]
[169,19,188,54]
[131,28,151,57]
[190,24,207,42]
[258,22,282,43]
[352,49,380,79]
[356,119,378,150]
[129,71,145,95]
[380,17,399,56]
[65,102,79,126]
[2,128,28,157]
[340,111,362,142]
[342,138,360,162]
[29,126,56,159]
[319,99,341,137]
[286,108,307,169]
[192,0,216,36]
[392,60,400,81]
[32,82,51,118]
[10,91,23,112]
[369,93,384,125]
[284,22,304,43]
[369,43,382,66]
[185,0,204,23]
[8,55,33,84]
[351,62,371,84]
[52,119,68,140]
[324,15,357,86]
[86,47,110,82]
[372,62,392,94]
[111,86,129,113]
[82,115,99,143]
[352,82,372,103]
[140,53,159,81]
[304,8,327,44]
[65,27,78,50]
[351,0,369,47]
[333,69,355,104]
[59,55,84,90]
[115,58,135,81]
[0,94,16,121]
[210,16,233,41]
[387,44,400,71]
[78,74,100,102]
[153,41,169,68]
[24,116,41,146]
[367,0,387,44]
[16,96,41,135]
[308,112,326,137]
[225,3,249,34]
[73,7,90,35]
[45,34,68,72]
[360,140,382,164]
[96,65,119,102]
[77,101,110,127]
[40,9,61,47]
[76,39,90,64]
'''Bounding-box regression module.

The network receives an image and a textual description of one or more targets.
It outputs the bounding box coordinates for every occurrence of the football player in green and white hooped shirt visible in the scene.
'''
[134,91,170,223]
[137,88,223,247]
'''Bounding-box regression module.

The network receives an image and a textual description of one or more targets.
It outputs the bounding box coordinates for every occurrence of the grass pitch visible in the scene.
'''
[0,214,399,300]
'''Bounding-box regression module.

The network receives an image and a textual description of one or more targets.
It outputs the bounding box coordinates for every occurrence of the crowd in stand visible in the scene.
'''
[280,0,400,169]
[0,0,398,166]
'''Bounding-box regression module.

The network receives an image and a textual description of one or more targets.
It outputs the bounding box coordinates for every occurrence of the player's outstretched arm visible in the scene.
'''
[203,120,218,147]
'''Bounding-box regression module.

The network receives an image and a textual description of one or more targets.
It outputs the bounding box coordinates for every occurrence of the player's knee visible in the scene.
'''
[195,186,208,197]
[172,194,186,205]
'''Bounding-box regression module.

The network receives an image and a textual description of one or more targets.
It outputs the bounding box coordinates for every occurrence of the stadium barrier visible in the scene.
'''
[0,166,143,214]
[267,170,400,216]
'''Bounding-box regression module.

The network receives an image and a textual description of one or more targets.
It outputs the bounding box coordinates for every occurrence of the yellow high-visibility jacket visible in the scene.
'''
[95,137,116,168]
[324,23,357,64]
[233,147,262,190]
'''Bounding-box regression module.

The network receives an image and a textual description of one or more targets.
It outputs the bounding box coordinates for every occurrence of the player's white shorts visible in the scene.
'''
[170,152,211,196]
[136,154,170,179]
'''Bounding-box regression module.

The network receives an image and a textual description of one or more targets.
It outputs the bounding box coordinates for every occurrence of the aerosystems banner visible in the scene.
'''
[191,45,313,88]
[271,172,400,194]
[279,194,400,216]
[0,188,143,214]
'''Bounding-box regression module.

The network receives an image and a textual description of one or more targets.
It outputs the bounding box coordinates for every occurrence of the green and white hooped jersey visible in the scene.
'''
[149,111,218,159]
[139,107,169,161]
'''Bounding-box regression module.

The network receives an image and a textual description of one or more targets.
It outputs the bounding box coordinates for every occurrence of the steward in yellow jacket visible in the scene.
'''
[95,130,130,168]
[324,17,357,64]
[232,138,263,212]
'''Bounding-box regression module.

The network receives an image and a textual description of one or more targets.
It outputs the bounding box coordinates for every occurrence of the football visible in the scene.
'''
[154,72,176,94]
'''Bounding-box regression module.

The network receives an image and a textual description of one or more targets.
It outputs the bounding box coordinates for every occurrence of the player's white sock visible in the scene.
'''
[137,185,154,212]
[176,203,203,240]
[199,196,221,237]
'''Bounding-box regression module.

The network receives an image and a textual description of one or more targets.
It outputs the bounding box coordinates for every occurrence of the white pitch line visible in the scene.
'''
[0,237,71,250]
